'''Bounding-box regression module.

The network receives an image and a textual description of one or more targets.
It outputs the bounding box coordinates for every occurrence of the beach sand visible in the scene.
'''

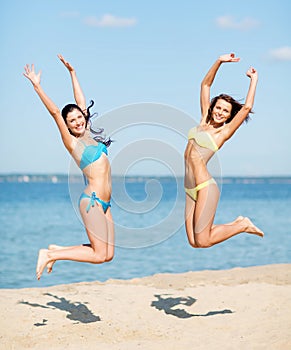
[1,264,290,350]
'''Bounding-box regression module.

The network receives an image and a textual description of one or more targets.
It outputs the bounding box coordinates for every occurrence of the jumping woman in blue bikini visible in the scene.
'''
[24,55,114,280]
[184,52,264,248]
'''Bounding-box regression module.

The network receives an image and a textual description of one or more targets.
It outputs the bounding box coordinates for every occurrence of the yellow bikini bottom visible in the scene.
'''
[185,178,216,201]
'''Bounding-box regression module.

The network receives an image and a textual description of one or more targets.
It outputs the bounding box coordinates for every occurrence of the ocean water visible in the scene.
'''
[0,176,290,289]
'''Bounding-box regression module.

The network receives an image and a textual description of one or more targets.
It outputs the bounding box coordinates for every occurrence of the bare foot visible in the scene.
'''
[243,217,264,237]
[46,244,64,273]
[36,249,50,280]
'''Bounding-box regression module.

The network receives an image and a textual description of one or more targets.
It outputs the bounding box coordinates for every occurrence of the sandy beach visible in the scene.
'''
[1,264,290,350]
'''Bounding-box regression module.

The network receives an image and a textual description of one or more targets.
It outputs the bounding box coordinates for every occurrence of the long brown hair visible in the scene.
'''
[61,100,112,146]
[206,94,252,124]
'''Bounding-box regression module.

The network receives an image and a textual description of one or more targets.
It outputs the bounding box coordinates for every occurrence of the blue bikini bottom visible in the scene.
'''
[79,192,111,213]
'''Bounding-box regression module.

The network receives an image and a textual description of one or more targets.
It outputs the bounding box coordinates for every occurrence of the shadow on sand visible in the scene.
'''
[151,294,233,318]
[19,292,100,325]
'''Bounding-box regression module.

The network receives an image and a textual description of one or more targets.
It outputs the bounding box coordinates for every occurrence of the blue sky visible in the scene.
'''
[1,0,290,176]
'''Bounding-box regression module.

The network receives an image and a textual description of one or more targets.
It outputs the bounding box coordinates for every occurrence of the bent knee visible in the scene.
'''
[189,241,200,249]
[188,238,206,249]
[185,227,196,248]
[194,234,212,248]
[105,254,114,262]
[91,252,114,264]
[91,253,108,264]
[186,235,199,248]
[185,225,204,249]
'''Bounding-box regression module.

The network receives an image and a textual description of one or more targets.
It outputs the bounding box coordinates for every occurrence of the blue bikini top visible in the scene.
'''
[79,141,108,170]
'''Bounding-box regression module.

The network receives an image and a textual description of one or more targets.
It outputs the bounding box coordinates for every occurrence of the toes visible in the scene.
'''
[36,249,49,280]
[47,261,55,274]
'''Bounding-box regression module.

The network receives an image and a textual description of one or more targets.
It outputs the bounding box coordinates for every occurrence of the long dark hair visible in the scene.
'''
[61,100,112,147]
[206,94,252,124]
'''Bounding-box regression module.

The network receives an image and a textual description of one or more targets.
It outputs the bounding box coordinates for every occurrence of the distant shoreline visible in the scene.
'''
[0,173,291,184]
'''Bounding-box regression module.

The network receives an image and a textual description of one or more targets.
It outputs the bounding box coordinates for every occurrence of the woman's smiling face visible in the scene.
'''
[211,99,232,124]
[66,109,86,136]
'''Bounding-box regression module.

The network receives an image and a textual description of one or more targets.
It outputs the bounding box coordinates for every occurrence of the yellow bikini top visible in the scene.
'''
[188,127,219,152]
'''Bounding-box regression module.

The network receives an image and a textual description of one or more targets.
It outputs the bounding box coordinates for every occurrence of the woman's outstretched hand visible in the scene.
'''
[246,66,258,80]
[58,54,74,72]
[23,64,41,86]
[219,53,240,63]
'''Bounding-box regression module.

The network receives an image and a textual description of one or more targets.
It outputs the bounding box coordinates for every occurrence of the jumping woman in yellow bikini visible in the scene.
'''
[24,55,114,279]
[184,52,264,248]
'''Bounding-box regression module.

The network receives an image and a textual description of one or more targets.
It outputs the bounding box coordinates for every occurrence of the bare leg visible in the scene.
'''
[211,216,244,230]
[184,145,220,246]
[104,208,115,261]
[212,216,244,228]
[185,196,245,246]
[36,201,114,280]
[46,244,91,274]
[184,148,263,248]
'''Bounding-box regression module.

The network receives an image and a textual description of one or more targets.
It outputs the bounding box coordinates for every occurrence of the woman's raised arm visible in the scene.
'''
[23,64,74,151]
[223,67,258,140]
[200,53,240,124]
[58,54,86,112]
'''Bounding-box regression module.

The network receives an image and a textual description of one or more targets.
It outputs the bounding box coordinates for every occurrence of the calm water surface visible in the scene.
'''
[0,176,290,289]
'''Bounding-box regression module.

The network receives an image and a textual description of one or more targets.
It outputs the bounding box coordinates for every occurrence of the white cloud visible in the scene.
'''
[216,15,259,31]
[84,14,137,28]
[269,46,291,61]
